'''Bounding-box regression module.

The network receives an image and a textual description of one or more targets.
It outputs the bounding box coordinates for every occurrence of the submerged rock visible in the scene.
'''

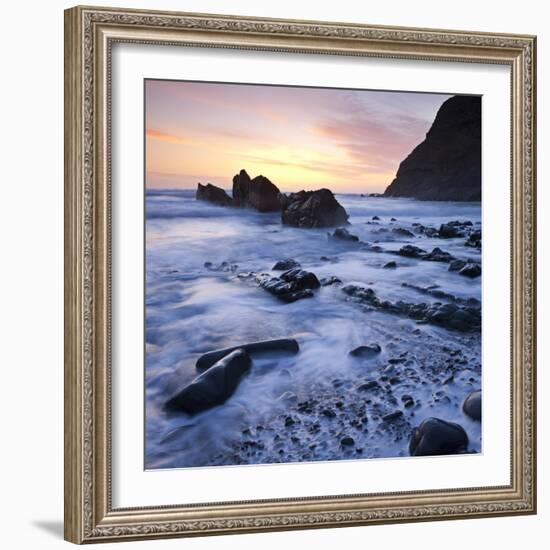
[164,349,252,414]
[401,283,479,308]
[331,227,359,241]
[281,189,349,228]
[232,169,282,212]
[204,261,238,272]
[462,390,482,421]
[272,258,301,271]
[358,380,379,391]
[383,261,397,269]
[349,344,382,358]
[382,410,403,422]
[384,95,481,201]
[409,417,469,456]
[320,275,342,286]
[401,395,415,407]
[195,338,300,370]
[196,183,232,205]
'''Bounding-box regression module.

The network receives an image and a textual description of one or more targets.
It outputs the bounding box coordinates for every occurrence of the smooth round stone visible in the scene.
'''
[409,417,468,456]
[462,390,482,421]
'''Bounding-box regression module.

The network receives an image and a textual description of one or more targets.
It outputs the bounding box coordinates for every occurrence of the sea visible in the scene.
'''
[145,189,482,469]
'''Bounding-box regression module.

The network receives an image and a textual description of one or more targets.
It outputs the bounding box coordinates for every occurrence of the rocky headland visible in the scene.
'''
[384,95,481,201]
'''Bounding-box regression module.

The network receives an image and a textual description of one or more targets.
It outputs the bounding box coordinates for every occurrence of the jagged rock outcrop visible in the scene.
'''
[196,183,232,205]
[384,95,481,201]
[281,189,349,228]
[232,169,281,212]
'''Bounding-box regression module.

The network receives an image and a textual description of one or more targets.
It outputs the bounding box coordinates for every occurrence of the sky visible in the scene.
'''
[145,79,451,194]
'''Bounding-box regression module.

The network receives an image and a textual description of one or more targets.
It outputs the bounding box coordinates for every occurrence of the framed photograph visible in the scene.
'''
[64,5,537,544]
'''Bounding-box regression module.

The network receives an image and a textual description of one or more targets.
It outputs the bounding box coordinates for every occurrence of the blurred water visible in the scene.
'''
[145,189,481,469]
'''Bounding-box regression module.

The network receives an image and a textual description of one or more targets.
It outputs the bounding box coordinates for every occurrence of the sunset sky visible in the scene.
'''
[145,79,451,194]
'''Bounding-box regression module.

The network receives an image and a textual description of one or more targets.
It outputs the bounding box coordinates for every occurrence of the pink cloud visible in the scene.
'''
[146,128,189,145]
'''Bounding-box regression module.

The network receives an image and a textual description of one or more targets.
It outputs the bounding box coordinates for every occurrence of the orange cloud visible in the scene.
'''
[146,128,189,145]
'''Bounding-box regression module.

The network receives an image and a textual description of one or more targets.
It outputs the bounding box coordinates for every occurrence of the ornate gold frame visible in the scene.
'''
[64,5,537,544]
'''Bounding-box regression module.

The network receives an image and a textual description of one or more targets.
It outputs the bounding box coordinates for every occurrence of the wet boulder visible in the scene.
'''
[257,268,320,303]
[280,268,321,290]
[195,338,300,370]
[439,223,464,238]
[331,227,359,241]
[449,259,467,272]
[164,349,252,414]
[392,227,415,238]
[272,258,301,271]
[459,263,481,278]
[396,244,427,258]
[409,417,469,456]
[281,189,349,228]
[383,261,397,269]
[423,247,455,263]
[462,390,482,421]
[259,276,314,303]
[425,302,481,331]
[196,183,232,205]
[465,229,482,249]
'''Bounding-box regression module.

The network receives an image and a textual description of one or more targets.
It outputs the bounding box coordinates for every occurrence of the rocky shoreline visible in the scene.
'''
[163,325,482,465]
[162,207,483,462]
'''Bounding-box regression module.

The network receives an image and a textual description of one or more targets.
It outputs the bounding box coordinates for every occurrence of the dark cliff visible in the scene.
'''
[383,95,481,201]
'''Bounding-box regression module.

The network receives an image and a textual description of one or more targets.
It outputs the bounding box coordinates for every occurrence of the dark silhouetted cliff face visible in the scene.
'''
[383,95,481,201]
